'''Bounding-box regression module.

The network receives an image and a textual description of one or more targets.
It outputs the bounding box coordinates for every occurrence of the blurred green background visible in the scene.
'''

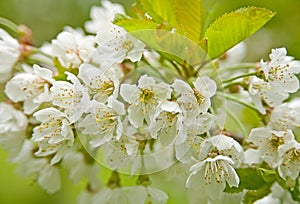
[0,0,299,203]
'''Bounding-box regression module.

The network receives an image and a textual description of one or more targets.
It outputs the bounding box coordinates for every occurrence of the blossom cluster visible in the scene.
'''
[0,1,300,203]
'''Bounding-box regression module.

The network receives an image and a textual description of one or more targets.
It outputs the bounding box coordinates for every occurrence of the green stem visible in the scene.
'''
[136,174,152,186]
[0,17,18,32]
[141,56,168,81]
[218,63,257,74]
[222,81,244,89]
[225,107,247,137]
[169,59,185,78]
[217,92,258,112]
[193,59,210,76]
[222,72,257,84]
[107,171,121,189]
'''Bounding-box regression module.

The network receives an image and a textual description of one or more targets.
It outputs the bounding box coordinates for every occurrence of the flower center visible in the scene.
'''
[193,88,205,104]
[101,79,115,96]
[282,147,300,166]
[140,88,154,103]
[270,134,284,149]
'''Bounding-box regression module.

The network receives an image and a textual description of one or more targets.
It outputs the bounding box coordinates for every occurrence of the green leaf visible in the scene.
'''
[139,0,177,26]
[290,175,300,202]
[258,168,276,183]
[113,14,158,32]
[203,7,275,59]
[174,0,202,43]
[243,185,272,204]
[224,168,270,193]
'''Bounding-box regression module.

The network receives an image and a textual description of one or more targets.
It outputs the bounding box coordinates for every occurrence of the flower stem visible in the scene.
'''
[222,72,257,84]
[225,107,247,137]
[0,17,18,32]
[107,171,121,189]
[218,63,257,74]
[217,92,257,112]
[222,81,244,89]
[141,56,168,81]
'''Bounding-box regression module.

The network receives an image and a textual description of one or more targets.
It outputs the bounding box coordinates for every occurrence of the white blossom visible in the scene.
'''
[199,134,244,165]
[91,25,145,68]
[12,140,61,194]
[278,140,300,180]
[120,75,172,128]
[268,99,300,131]
[248,127,296,168]
[5,64,54,114]
[32,108,74,164]
[186,135,243,200]
[186,155,239,200]
[149,101,182,144]
[50,72,90,123]
[77,99,124,147]
[85,1,125,34]
[260,47,300,93]
[172,76,217,125]
[248,76,289,114]
[78,63,122,102]
[0,102,27,158]
[102,136,139,174]
[175,113,215,163]
[0,28,20,82]
[126,186,168,204]
[63,150,101,191]
[51,29,96,68]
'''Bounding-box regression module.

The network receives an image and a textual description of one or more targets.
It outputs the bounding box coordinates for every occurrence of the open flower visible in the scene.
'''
[91,25,145,69]
[248,127,295,168]
[5,64,54,114]
[0,28,20,82]
[175,113,215,163]
[102,136,140,174]
[260,47,300,93]
[84,0,125,34]
[278,141,300,180]
[172,76,217,125]
[77,99,125,147]
[149,101,182,144]
[186,135,243,200]
[50,72,90,123]
[51,28,96,68]
[0,103,27,158]
[12,140,61,194]
[248,76,289,114]
[187,155,239,192]
[32,108,74,164]
[78,63,122,102]
[268,99,300,131]
[120,75,172,128]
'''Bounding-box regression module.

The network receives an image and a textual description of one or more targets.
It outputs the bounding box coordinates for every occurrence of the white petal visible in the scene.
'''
[120,83,139,103]
[38,165,61,194]
[138,75,156,88]
[128,105,144,128]
[172,79,193,95]
[33,64,54,83]
[226,163,240,187]
[193,76,217,97]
